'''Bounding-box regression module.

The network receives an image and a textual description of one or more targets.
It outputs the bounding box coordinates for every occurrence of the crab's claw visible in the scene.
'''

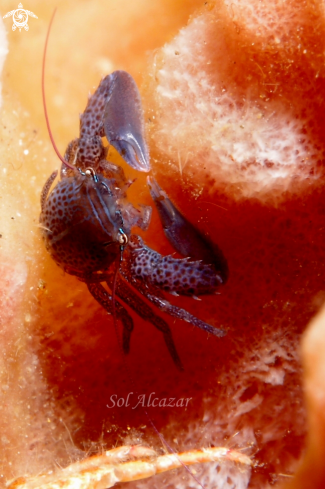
[104,71,151,172]
[80,71,150,172]
[147,177,229,284]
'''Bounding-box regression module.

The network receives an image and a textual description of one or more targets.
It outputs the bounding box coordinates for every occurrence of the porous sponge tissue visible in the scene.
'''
[148,0,325,201]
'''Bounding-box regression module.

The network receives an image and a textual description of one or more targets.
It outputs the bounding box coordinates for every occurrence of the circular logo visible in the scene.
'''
[12,9,29,31]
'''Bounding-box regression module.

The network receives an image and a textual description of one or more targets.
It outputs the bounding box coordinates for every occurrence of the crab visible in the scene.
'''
[39,68,228,370]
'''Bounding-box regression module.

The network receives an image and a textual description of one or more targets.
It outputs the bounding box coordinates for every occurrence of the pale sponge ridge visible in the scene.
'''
[0,18,8,108]
[149,2,324,201]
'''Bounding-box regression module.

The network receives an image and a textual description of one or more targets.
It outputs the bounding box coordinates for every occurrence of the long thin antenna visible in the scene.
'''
[42,9,75,170]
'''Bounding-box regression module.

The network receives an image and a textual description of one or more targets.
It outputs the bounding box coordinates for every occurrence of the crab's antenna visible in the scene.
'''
[111,249,123,339]
[42,9,75,171]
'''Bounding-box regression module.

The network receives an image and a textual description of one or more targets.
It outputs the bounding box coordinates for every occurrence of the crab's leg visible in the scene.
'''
[116,263,226,337]
[85,277,182,369]
[144,292,226,337]
[87,282,134,354]
[40,170,58,212]
[147,177,229,284]
[80,71,150,172]
[102,277,183,371]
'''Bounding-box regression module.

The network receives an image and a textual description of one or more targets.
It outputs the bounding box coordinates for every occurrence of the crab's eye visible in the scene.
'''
[84,167,98,182]
[118,229,128,246]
